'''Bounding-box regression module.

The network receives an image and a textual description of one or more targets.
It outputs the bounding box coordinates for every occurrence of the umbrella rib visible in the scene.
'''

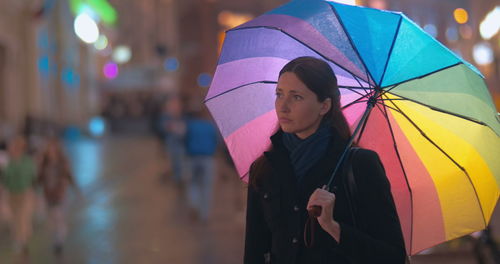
[379,95,415,254]
[355,105,372,143]
[378,16,403,87]
[227,25,370,83]
[353,75,373,95]
[342,92,372,110]
[342,87,369,98]
[357,99,407,104]
[204,80,277,103]
[380,62,463,90]
[328,4,376,86]
[385,99,488,229]
[375,98,408,102]
[380,84,400,97]
[384,92,490,129]
[339,85,374,90]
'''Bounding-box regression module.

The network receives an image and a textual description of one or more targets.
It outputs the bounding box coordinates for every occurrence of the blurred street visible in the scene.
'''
[0,132,498,264]
[0,134,246,264]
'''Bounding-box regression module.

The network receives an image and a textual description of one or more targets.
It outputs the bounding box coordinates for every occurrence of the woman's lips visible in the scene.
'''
[279,117,292,124]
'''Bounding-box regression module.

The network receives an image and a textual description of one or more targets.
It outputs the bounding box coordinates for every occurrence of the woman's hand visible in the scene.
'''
[307,186,341,243]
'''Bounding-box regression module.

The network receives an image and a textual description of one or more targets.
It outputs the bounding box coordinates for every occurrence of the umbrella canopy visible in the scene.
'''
[204,0,500,255]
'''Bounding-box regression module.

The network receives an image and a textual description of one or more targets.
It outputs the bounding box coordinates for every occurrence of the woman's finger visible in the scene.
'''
[307,196,335,209]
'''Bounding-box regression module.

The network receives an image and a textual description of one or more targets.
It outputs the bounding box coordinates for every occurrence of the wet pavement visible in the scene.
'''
[0,134,498,264]
[0,135,246,264]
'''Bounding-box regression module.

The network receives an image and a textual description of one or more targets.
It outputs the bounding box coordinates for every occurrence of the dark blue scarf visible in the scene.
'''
[282,123,332,181]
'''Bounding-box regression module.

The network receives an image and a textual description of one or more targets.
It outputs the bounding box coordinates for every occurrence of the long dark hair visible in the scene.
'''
[279,56,351,140]
[250,57,352,187]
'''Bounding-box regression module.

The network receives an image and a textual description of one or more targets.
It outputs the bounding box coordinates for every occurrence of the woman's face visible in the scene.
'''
[275,72,331,139]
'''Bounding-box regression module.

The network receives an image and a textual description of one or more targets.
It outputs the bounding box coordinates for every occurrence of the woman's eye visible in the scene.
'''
[294,95,303,100]
[275,93,283,98]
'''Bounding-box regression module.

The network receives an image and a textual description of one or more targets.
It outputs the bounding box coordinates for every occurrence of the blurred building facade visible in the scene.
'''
[0,1,41,131]
[0,0,101,135]
[0,0,498,136]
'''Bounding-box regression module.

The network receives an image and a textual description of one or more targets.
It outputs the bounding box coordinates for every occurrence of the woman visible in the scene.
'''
[37,137,76,254]
[244,57,406,264]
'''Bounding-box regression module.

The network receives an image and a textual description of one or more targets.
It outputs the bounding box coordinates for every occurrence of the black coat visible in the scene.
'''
[244,131,406,264]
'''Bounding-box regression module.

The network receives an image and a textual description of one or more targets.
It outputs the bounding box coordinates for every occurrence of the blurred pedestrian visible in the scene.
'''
[161,96,187,186]
[37,137,76,255]
[0,135,37,255]
[185,108,218,221]
[0,138,11,230]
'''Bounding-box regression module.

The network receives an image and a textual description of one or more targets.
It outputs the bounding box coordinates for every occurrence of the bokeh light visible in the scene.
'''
[217,11,253,29]
[368,0,387,10]
[451,48,463,58]
[459,24,473,39]
[480,6,500,40]
[164,57,179,72]
[423,24,437,37]
[446,27,459,42]
[330,0,356,5]
[62,68,80,88]
[74,13,99,44]
[197,73,212,87]
[453,8,468,24]
[38,56,50,78]
[94,35,108,50]
[88,116,107,137]
[112,45,132,64]
[473,42,494,65]
[103,62,118,79]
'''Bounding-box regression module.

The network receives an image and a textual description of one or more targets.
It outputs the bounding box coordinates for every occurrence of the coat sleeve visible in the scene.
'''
[244,182,272,264]
[336,150,407,264]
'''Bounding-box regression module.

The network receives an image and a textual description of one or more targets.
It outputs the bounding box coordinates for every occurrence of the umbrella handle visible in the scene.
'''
[307,185,329,217]
[308,205,322,217]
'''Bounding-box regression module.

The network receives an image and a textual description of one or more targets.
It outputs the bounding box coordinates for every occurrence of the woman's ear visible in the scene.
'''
[320,98,332,116]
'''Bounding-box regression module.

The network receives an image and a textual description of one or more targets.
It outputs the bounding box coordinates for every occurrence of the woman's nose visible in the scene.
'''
[277,98,290,113]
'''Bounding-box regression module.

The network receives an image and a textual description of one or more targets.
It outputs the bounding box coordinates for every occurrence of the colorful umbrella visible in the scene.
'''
[204,0,500,255]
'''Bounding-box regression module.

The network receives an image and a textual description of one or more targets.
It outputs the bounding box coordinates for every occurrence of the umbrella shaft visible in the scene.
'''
[325,91,379,190]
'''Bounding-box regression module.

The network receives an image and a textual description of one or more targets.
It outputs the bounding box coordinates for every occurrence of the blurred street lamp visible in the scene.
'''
[480,6,500,40]
[74,13,99,44]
